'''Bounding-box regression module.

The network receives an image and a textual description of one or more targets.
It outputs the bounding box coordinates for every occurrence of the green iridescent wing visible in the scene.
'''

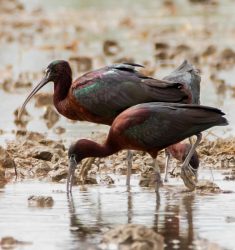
[73,63,187,119]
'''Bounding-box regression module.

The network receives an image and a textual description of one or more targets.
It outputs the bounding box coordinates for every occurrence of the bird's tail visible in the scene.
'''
[177,104,229,137]
[192,106,228,127]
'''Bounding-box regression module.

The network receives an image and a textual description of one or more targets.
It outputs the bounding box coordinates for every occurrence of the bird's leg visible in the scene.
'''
[181,133,202,190]
[153,158,163,194]
[126,150,133,186]
[182,133,202,168]
[164,150,171,182]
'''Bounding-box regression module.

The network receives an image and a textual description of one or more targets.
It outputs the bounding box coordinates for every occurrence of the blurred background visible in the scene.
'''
[0,0,234,145]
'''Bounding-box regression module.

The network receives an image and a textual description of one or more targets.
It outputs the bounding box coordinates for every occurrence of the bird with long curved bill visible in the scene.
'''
[67,102,228,194]
[18,60,200,188]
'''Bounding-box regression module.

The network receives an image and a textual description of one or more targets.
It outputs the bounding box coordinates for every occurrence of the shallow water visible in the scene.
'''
[1,171,235,250]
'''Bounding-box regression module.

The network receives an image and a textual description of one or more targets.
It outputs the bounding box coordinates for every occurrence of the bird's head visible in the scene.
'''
[67,140,93,193]
[18,60,72,119]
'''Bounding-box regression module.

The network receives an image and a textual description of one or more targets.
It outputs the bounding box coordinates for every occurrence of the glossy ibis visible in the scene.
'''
[19,60,189,123]
[162,60,201,187]
[67,102,228,193]
[19,60,199,187]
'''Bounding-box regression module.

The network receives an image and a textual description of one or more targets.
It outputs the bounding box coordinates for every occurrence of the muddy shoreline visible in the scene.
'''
[1,129,234,188]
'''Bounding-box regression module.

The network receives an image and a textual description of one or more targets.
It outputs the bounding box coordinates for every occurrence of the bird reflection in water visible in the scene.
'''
[67,186,196,249]
[67,191,102,240]
[152,192,195,250]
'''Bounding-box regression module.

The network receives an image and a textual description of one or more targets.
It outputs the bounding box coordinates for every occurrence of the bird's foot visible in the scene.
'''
[181,164,198,191]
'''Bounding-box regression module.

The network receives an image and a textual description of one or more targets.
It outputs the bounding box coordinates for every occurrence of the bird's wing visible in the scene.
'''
[115,103,227,150]
[72,64,188,119]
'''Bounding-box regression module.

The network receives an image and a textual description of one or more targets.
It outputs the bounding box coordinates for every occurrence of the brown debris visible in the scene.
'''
[0,146,15,169]
[202,45,217,57]
[103,40,121,56]
[100,224,164,250]
[2,78,13,92]
[16,130,45,141]
[139,167,156,187]
[219,48,235,65]
[53,126,66,135]
[50,168,67,182]
[196,180,221,194]
[42,106,59,129]
[154,42,169,50]
[0,236,31,248]
[34,162,51,177]
[34,93,53,107]
[0,167,6,187]
[175,44,191,53]
[31,146,54,161]
[100,175,114,185]
[80,176,98,185]
[0,0,24,13]
[155,51,169,60]
[119,17,135,28]
[5,131,66,182]
[14,107,31,129]
[64,40,78,51]
[28,195,54,207]
[189,0,218,5]
[70,56,93,72]
[203,138,234,156]
[14,81,32,89]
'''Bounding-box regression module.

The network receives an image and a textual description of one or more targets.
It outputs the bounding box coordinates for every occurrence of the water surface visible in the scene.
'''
[1,171,235,250]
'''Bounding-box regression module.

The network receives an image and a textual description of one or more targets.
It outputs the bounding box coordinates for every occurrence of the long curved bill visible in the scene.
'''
[67,157,77,193]
[18,71,50,120]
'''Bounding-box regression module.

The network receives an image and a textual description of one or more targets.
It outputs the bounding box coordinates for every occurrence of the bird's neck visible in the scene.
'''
[53,74,73,118]
[79,139,119,160]
[54,74,72,103]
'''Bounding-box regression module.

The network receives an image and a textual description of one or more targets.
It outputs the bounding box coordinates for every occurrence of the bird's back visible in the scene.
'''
[70,63,189,124]
[109,103,227,155]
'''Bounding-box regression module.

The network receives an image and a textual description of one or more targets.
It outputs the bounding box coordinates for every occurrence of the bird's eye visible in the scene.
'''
[44,68,51,77]
[70,154,76,161]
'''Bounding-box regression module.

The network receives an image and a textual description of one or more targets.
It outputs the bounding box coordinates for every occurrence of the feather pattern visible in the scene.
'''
[72,64,188,121]
[110,103,227,151]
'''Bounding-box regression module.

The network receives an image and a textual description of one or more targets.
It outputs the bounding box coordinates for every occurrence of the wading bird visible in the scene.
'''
[19,60,200,187]
[67,102,227,193]
[162,60,201,187]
